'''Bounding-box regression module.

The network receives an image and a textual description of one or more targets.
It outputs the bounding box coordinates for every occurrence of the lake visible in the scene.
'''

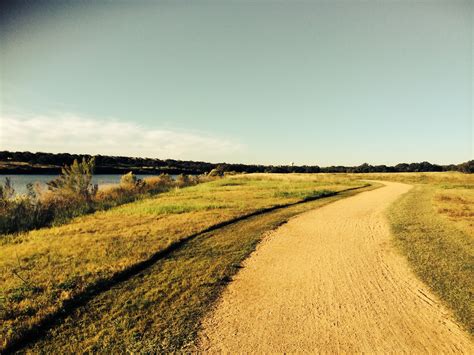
[0,174,176,195]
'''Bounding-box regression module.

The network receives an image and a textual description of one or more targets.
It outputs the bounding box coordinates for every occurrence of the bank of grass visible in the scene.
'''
[21,183,376,353]
[0,172,199,235]
[0,173,365,351]
[356,172,473,334]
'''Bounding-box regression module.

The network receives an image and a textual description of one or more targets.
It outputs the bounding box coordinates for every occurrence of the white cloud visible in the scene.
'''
[0,113,244,161]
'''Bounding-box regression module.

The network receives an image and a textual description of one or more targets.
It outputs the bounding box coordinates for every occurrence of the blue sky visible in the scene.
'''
[1,0,472,165]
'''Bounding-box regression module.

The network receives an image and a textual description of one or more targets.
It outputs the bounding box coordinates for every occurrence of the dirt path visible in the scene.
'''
[198,181,473,352]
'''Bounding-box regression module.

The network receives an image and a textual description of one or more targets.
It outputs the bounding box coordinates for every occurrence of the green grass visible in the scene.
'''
[272,189,335,199]
[0,173,365,351]
[115,200,233,215]
[20,185,375,353]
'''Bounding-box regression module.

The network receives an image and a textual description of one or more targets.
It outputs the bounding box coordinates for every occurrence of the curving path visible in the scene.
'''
[198,182,473,352]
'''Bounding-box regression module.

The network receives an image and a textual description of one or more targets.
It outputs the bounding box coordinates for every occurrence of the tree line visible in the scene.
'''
[0,151,472,174]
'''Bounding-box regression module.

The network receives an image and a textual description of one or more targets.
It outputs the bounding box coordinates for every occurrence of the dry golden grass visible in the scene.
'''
[434,188,474,238]
[347,171,474,185]
[0,173,364,351]
[345,172,474,239]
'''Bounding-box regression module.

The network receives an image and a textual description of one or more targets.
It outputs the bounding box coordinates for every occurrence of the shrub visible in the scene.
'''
[175,174,191,188]
[208,165,225,177]
[47,157,98,202]
[120,171,139,187]
[143,174,174,194]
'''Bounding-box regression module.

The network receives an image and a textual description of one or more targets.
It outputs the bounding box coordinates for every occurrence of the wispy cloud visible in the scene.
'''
[0,113,244,161]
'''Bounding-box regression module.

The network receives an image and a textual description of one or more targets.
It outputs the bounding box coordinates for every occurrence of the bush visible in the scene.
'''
[208,165,225,177]
[143,174,175,193]
[47,157,98,202]
[175,174,191,188]
[120,171,139,187]
[0,168,214,236]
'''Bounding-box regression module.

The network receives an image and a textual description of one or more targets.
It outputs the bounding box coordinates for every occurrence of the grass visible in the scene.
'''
[19,184,375,353]
[3,171,471,351]
[352,172,473,334]
[0,172,189,235]
[347,171,474,185]
[0,173,365,352]
[435,187,474,238]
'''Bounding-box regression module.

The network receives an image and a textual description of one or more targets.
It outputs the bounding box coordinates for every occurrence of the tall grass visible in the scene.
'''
[0,158,208,236]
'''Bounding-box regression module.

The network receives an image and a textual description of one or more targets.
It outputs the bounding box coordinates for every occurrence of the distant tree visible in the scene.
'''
[395,163,409,172]
[442,164,458,172]
[1,150,472,175]
[354,163,371,173]
[458,160,474,174]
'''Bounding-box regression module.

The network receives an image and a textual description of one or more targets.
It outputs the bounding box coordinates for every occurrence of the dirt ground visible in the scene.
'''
[197,182,473,352]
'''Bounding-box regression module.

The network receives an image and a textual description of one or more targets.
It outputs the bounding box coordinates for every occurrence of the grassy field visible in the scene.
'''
[2,171,472,352]
[352,172,473,334]
[0,173,367,352]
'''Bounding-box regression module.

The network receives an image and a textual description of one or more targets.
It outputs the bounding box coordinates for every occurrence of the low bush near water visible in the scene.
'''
[0,159,207,236]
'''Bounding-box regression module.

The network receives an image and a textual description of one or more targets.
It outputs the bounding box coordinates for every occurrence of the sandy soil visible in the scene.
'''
[198,181,473,352]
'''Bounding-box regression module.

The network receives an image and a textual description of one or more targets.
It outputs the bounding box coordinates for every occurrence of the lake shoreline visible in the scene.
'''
[0,165,204,175]
[0,173,182,195]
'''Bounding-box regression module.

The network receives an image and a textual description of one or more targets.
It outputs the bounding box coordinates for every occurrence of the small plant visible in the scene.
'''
[176,174,191,187]
[0,177,15,201]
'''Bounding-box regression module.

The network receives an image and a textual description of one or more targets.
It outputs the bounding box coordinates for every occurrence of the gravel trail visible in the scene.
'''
[198,181,473,353]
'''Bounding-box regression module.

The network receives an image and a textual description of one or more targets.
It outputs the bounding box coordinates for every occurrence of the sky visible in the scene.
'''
[0,0,472,166]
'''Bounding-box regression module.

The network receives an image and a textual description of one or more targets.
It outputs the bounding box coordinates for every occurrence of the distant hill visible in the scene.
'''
[0,151,472,174]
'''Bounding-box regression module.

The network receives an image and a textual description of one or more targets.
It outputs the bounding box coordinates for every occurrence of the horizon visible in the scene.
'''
[1,0,472,165]
[1,149,470,168]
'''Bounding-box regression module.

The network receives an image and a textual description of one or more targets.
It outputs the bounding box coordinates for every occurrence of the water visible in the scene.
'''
[0,174,175,195]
